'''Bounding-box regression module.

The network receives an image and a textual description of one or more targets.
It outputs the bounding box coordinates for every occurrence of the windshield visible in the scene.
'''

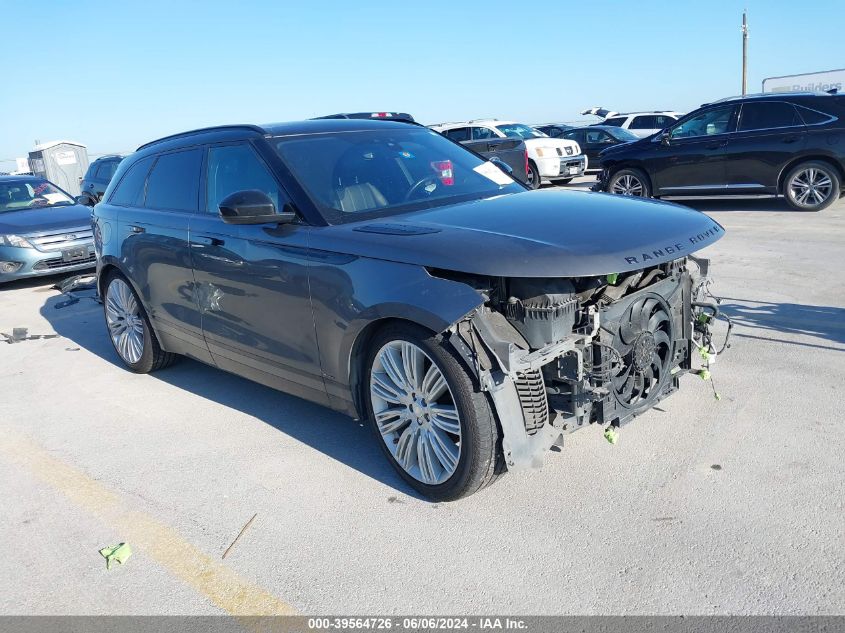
[0,179,75,213]
[274,127,524,224]
[495,123,545,139]
[609,127,640,141]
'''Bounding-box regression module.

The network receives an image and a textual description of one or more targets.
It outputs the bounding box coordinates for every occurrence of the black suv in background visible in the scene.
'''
[79,154,124,205]
[594,93,845,211]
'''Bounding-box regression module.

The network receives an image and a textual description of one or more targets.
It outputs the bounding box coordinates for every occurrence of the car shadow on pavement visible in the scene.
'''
[39,290,424,500]
[682,198,796,213]
[721,298,845,349]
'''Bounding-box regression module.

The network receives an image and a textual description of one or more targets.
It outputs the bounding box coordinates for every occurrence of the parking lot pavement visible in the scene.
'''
[1,194,843,616]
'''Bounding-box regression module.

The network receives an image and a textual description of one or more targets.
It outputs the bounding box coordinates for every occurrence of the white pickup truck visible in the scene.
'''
[431,119,586,188]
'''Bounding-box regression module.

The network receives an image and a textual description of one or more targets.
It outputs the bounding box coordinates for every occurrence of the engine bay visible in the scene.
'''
[434,257,730,469]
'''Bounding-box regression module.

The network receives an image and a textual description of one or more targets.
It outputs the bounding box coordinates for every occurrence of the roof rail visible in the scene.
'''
[468,118,498,123]
[136,124,266,151]
[429,121,466,127]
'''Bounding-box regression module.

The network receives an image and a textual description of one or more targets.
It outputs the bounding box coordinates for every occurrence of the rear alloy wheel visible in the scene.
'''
[365,323,501,501]
[104,272,176,373]
[526,160,541,189]
[608,168,651,197]
[784,162,840,211]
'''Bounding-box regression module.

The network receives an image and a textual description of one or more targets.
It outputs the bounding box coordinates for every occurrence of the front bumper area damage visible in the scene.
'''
[444,257,729,471]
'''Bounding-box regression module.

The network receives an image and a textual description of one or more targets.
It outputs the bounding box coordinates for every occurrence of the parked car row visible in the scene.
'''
[431,119,586,188]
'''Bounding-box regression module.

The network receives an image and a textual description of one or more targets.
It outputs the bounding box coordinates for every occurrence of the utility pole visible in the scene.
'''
[741,10,749,95]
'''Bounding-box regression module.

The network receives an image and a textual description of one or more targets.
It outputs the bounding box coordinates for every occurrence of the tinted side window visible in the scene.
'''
[444,127,470,142]
[145,149,203,211]
[738,102,802,131]
[109,156,155,206]
[630,116,657,129]
[670,106,736,139]
[586,130,614,144]
[471,127,497,140]
[653,115,676,129]
[603,117,627,127]
[96,160,119,180]
[796,106,833,125]
[206,144,284,215]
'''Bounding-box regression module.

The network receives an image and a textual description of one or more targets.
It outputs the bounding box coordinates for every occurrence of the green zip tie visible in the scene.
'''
[604,427,618,445]
[606,273,619,285]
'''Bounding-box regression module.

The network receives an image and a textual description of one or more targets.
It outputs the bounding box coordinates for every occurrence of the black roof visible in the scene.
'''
[136,119,418,152]
[704,91,840,106]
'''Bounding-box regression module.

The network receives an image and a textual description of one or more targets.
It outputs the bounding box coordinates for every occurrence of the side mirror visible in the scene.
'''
[75,193,96,207]
[488,156,514,175]
[218,190,295,225]
[660,132,671,146]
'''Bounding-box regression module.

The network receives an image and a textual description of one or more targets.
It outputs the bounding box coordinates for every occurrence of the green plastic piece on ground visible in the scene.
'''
[698,346,711,362]
[714,392,722,401]
[606,273,619,285]
[699,369,711,381]
[603,427,618,445]
[99,543,132,570]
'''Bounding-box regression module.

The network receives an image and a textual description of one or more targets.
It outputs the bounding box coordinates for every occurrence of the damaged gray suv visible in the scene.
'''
[94,119,726,500]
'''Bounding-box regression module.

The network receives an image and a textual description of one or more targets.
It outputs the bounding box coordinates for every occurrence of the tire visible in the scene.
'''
[607,167,651,197]
[551,178,574,186]
[526,160,541,189]
[364,323,502,501]
[783,161,840,212]
[103,270,177,373]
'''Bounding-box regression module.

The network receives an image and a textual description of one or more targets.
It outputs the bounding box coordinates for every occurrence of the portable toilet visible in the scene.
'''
[28,141,89,196]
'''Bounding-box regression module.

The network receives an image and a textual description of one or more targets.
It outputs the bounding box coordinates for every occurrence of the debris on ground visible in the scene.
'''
[99,543,132,570]
[1,328,60,344]
[222,513,257,559]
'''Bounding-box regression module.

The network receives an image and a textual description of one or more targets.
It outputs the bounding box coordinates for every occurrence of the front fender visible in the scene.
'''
[307,257,484,394]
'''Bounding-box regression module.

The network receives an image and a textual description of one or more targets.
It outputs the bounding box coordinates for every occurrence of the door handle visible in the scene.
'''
[191,235,224,246]
[128,225,145,234]
[704,141,727,150]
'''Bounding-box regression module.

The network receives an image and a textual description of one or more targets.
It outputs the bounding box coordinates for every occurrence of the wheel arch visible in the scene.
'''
[777,155,845,194]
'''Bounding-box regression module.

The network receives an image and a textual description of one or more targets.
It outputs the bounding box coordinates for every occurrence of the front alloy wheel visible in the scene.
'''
[370,340,462,485]
[609,170,648,196]
[364,323,502,501]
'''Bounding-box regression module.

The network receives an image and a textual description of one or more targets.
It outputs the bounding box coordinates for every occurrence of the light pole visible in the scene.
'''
[741,10,749,95]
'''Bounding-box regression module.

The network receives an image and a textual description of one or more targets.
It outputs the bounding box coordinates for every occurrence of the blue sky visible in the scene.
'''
[1,0,842,169]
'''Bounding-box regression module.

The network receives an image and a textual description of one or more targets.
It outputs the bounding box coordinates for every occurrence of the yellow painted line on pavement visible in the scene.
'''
[0,429,297,616]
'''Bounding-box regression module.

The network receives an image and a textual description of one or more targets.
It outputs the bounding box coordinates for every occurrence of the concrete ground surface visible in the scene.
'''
[1,179,843,616]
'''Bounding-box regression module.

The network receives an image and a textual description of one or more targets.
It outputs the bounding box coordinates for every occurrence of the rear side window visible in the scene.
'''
[630,115,658,129]
[603,117,626,127]
[796,106,833,125]
[206,144,284,214]
[109,156,154,206]
[738,102,802,131]
[471,127,497,140]
[145,149,203,211]
[95,160,119,180]
[444,127,470,142]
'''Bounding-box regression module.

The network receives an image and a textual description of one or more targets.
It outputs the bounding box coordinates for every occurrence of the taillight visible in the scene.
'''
[524,150,529,176]
[431,160,454,185]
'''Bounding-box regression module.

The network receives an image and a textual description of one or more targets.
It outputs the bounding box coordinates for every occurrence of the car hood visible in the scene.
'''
[311,189,725,278]
[524,137,579,151]
[0,204,92,235]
